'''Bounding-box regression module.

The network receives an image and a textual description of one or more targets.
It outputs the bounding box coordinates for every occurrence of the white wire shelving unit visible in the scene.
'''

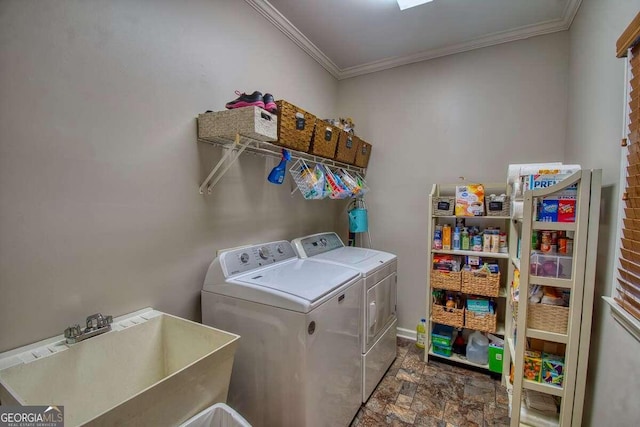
[197,133,367,195]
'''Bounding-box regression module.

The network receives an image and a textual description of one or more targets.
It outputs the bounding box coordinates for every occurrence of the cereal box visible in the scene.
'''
[558,199,576,222]
[455,184,485,217]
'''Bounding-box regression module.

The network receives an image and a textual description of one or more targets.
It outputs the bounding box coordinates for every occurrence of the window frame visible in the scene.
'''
[606,21,640,342]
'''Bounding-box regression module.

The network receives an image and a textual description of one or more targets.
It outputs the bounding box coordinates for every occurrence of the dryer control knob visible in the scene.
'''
[276,244,284,254]
[258,247,271,260]
[240,253,250,264]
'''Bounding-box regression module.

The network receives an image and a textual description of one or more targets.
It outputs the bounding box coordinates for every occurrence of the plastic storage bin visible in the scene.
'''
[530,251,573,279]
[180,403,251,427]
[431,324,454,347]
[433,344,453,357]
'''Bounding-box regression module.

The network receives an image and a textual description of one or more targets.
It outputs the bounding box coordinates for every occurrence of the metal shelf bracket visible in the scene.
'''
[199,134,250,194]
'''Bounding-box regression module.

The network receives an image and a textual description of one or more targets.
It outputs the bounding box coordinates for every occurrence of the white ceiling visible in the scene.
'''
[246,0,581,79]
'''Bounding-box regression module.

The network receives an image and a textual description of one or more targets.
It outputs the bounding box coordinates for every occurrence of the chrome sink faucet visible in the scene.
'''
[64,313,113,344]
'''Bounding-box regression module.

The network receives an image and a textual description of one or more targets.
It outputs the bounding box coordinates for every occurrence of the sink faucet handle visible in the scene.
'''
[86,313,112,330]
[64,324,82,339]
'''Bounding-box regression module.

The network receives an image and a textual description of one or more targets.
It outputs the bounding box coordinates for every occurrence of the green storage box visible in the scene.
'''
[489,344,503,373]
[431,324,454,347]
[433,344,453,357]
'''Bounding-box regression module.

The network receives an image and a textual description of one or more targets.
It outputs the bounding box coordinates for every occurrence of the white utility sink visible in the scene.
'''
[0,309,240,426]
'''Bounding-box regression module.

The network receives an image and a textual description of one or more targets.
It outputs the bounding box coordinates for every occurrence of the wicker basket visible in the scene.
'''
[310,119,339,159]
[354,137,372,168]
[197,107,277,142]
[432,197,455,216]
[335,131,358,164]
[431,303,464,328]
[275,100,316,152]
[430,270,462,291]
[513,302,569,334]
[461,270,500,297]
[486,196,511,217]
[465,311,497,333]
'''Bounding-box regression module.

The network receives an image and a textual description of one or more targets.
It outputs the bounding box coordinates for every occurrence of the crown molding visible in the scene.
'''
[247,0,582,80]
[244,0,341,78]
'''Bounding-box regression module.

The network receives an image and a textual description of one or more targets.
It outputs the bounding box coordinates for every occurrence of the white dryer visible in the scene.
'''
[291,232,398,402]
[201,240,363,427]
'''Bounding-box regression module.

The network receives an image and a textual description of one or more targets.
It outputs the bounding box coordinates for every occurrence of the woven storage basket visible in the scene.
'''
[432,197,455,216]
[335,131,358,164]
[486,196,511,217]
[310,119,339,159]
[513,302,569,334]
[275,100,316,152]
[465,311,497,333]
[197,107,277,142]
[461,270,500,297]
[431,303,464,328]
[354,137,372,168]
[430,270,462,291]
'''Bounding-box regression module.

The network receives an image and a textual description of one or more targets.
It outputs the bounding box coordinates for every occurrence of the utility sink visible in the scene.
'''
[0,309,240,426]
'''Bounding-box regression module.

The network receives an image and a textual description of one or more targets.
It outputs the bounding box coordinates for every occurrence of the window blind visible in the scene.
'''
[619,36,640,321]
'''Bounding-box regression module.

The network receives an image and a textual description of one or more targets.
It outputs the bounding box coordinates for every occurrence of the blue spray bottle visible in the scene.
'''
[267,149,291,184]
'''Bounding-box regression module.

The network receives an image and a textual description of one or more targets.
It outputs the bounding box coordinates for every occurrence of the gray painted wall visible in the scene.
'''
[565,0,640,425]
[336,32,570,335]
[0,0,344,352]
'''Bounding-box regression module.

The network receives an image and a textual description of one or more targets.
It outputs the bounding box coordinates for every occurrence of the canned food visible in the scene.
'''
[541,231,552,244]
[566,238,574,254]
[558,238,567,254]
[532,232,539,250]
[540,242,552,253]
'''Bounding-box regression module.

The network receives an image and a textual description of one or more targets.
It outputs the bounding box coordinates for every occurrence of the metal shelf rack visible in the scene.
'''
[197,133,366,194]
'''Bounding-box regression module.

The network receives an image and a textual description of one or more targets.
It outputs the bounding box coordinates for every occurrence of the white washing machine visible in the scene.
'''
[201,240,363,427]
[291,232,398,402]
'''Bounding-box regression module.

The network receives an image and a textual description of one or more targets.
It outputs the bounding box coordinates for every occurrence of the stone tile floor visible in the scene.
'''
[350,338,510,427]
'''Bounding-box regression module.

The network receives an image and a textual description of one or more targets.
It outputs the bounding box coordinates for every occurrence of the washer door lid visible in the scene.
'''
[236,259,360,302]
[314,247,396,273]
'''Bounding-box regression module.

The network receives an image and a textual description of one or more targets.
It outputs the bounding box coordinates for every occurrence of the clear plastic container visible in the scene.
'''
[466,330,489,365]
[530,252,573,279]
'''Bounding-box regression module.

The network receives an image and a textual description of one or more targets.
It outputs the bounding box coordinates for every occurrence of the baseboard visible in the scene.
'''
[397,327,416,341]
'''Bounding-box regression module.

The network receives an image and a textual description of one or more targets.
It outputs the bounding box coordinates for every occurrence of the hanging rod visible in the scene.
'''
[197,133,367,194]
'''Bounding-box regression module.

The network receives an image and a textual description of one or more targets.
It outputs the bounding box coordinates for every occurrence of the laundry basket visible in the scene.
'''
[180,403,251,427]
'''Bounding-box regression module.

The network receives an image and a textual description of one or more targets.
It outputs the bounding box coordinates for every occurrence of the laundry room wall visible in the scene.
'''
[336,32,570,337]
[565,0,640,425]
[0,0,344,352]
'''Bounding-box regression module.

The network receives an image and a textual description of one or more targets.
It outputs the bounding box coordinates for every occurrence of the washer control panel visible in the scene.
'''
[298,233,344,257]
[221,241,297,276]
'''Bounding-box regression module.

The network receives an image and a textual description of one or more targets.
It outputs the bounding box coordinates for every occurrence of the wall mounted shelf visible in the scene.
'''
[197,133,366,195]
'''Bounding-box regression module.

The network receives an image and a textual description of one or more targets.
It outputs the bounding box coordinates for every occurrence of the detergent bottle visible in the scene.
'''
[416,318,427,349]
